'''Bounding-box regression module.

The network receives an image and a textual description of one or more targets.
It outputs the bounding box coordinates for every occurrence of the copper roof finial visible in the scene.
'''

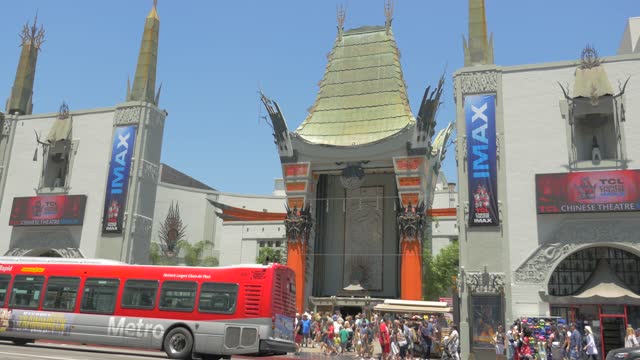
[384,0,394,33]
[337,4,346,39]
[20,12,45,49]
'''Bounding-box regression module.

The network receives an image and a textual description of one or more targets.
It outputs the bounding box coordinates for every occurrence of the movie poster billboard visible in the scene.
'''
[536,170,640,214]
[102,126,137,233]
[465,94,499,226]
[9,195,87,226]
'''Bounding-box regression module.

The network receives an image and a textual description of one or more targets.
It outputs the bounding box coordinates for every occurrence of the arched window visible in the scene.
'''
[548,247,640,296]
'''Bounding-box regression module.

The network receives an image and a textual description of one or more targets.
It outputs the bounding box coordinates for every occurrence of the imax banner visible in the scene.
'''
[465,94,499,226]
[102,126,137,233]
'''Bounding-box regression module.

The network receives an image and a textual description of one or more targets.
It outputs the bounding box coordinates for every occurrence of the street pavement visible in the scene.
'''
[0,340,369,360]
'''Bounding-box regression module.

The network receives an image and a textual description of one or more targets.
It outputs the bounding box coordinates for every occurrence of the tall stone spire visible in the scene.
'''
[129,0,160,104]
[6,14,45,115]
[463,0,494,67]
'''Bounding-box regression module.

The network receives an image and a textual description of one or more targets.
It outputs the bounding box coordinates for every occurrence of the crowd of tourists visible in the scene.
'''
[293,311,460,360]
[492,320,640,360]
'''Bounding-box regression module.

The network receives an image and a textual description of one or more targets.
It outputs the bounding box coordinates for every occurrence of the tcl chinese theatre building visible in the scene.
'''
[260,6,453,313]
[455,2,640,359]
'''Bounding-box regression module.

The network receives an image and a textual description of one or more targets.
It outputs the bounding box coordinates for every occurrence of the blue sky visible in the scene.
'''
[0,1,637,195]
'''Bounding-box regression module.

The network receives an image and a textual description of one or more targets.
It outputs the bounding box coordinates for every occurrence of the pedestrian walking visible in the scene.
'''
[583,326,597,360]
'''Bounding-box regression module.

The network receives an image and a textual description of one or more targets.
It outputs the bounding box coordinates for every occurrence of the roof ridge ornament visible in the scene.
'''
[337,4,346,40]
[57,101,70,120]
[580,44,602,69]
[384,0,394,34]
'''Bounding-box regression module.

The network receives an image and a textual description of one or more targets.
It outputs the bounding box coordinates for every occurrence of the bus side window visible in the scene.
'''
[121,280,158,310]
[43,277,80,312]
[9,275,45,309]
[159,281,197,312]
[80,278,119,314]
[0,275,11,307]
[198,282,238,314]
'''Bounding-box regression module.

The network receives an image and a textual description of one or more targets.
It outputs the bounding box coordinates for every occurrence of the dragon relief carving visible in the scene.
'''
[514,219,640,284]
[396,202,426,241]
[285,204,312,244]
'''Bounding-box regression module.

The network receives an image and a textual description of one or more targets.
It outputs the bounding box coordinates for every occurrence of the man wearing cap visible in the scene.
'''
[420,316,435,360]
[301,313,311,347]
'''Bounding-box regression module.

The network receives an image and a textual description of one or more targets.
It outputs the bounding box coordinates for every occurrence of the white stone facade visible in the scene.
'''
[455,21,640,359]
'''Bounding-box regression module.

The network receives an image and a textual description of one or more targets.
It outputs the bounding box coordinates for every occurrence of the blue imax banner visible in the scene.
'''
[102,126,137,233]
[465,94,499,226]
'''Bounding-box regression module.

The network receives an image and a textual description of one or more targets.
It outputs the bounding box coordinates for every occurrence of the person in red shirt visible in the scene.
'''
[380,319,391,360]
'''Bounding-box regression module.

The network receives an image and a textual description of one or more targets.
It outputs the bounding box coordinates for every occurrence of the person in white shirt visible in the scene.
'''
[583,326,598,360]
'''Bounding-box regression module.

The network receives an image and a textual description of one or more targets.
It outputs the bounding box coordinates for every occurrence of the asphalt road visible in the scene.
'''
[0,341,343,360]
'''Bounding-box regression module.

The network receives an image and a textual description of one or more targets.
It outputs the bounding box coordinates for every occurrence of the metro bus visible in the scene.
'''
[0,257,297,360]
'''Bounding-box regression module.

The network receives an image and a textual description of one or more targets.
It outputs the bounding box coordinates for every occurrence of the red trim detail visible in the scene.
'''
[427,208,457,217]
[211,201,286,222]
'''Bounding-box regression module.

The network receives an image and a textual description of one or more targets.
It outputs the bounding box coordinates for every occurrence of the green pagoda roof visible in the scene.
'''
[295,25,415,147]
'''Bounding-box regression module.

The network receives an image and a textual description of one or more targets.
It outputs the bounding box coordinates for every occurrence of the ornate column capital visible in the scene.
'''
[396,202,426,243]
[284,204,313,244]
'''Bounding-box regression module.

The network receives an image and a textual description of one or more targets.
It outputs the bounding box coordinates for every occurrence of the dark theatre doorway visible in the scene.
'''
[340,306,362,318]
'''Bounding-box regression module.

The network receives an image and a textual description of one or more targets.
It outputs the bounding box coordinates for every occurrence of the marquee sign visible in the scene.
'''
[9,195,87,226]
[102,126,137,233]
[536,170,640,214]
[465,94,499,226]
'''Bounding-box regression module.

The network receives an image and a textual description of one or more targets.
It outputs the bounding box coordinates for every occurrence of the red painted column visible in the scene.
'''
[397,202,426,300]
[401,238,423,300]
[284,204,312,313]
[286,240,306,313]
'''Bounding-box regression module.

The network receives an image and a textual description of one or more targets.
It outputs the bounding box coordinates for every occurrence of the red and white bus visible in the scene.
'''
[0,257,297,360]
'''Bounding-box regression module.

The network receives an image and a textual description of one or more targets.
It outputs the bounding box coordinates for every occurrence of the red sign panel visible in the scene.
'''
[10,195,87,226]
[398,176,421,187]
[394,157,423,172]
[283,163,310,178]
[536,170,640,214]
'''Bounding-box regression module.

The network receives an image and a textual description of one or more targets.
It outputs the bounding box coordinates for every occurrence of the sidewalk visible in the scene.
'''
[294,341,382,359]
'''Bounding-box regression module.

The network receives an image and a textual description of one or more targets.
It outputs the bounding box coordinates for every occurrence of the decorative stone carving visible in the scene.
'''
[114,106,142,125]
[397,202,426,242]
[285,204,312,244]
[514,243,577,283]
[514,219,640,284]
[147,108,165,128]
[340,165,365,190]
[4,247,83,258]
[462,135,467,168]
[139,159,159,183]
[2,118,11,136]
[131,213,153,238]
[466,267,505,294]
[463,201,469,227]
[455,71,498,99]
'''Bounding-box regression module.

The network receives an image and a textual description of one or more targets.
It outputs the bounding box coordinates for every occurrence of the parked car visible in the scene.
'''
[606,347,640,360]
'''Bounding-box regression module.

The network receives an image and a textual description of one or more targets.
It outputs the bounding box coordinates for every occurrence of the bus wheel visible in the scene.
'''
[163,327,193,359]
[11,339,30,346]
